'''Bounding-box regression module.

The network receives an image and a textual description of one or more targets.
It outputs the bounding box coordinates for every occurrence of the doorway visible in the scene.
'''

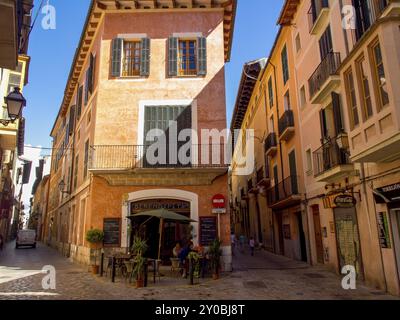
[275,211,284,255]
[312,205,324,264]
[295,211,307,262]
[334,207,364,280]
[390,209,400,283]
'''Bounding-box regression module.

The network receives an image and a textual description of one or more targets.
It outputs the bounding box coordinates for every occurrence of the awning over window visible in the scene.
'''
[373,183,400,204]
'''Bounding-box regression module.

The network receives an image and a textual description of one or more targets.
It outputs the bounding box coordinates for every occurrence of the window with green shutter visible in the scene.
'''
[111,38,123,77]
[140,37,150,76]
[77,86,83,119]
[281,45,289,85]
[197,36,207,76]
[168,37,178,77]
[268,77,274,108]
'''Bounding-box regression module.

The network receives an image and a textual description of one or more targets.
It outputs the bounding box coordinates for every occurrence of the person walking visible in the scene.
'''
[230,232,236,256]
[239,234,245,253]
[249,237,255,256]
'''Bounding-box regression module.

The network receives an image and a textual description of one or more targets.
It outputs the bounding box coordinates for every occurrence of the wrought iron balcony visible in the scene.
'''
[308,0,330,34]
[267,175,301,208]
[308,52,341,104]
[313,136,355,182]
[278,110,295,141]
[89,144,228,171]
[265,132,278,157]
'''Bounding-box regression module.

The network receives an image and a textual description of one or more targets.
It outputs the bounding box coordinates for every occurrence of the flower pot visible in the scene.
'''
[212,273,219,280]
[91,265,99,275]
[89,242,102,250]
[136,279,144,288]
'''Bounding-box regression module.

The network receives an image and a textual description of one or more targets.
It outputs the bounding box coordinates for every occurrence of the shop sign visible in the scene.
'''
[374,183,400,203]
[212,208,226,214]
[377,212,391,249]
[334,194,356,208]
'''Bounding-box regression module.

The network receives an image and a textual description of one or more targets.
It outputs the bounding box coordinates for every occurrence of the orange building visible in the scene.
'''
[47,0,236,271]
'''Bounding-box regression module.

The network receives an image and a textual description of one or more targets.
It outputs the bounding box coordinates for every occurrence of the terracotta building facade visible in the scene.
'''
[46,0,236,271]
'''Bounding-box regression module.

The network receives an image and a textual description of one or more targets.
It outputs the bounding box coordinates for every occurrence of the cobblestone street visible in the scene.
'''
[0,242,398,300]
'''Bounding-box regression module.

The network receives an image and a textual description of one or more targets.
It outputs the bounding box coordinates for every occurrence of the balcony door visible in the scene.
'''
[353,0,372,41]
[288,151,298,195]
[319,25,333,60]
[143,105,192,168]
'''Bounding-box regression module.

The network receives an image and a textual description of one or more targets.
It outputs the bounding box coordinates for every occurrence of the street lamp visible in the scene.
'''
[2,87,26,126]
[58,180,70,195]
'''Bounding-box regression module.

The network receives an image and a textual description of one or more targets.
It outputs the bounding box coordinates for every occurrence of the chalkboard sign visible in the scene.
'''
[377,212,391,248]
[103,218,121,247]
[199,216,217,246]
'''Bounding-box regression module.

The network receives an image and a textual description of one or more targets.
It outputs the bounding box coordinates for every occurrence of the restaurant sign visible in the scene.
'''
[130,199,190,214]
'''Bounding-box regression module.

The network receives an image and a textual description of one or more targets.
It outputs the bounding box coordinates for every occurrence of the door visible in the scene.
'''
[288,150,298,194]
[319,25,333,60]
[296,212,307,262]
[312,205,324,264]
[275,211,285,255]
[334,207,364,279]
[390,209,400,283]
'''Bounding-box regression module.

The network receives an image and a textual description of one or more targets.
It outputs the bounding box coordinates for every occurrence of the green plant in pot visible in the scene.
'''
[131,236,148,288]
[85,229,104,274]
[208,238,222,280]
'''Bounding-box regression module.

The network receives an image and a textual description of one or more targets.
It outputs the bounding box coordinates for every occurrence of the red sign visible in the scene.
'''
[212,194,226,209]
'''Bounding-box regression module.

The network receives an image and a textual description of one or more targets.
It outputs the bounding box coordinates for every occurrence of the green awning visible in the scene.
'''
[127,208,196,223]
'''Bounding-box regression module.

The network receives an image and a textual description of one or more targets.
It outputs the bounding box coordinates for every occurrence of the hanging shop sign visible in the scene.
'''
[212,194,226,214]
[374,182,400,204]
[334,194,356,208]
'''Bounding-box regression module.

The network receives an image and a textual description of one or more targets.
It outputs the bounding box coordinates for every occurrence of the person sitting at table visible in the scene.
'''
[172,241,182,258]
[178,240,193,278]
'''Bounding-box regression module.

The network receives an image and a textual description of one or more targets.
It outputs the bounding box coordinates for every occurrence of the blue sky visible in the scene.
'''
[23,0,283,150]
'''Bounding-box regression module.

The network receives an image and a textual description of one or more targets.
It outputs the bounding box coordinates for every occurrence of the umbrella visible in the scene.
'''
[128,209,197,260]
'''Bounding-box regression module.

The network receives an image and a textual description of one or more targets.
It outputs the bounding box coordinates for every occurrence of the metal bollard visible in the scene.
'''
[111,256,116,283]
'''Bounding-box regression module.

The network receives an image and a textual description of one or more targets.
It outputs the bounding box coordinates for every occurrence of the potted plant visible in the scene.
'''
[131,236,148,288]
[208,238,222,280]
[187,251,200,282]
[85,229,104,274]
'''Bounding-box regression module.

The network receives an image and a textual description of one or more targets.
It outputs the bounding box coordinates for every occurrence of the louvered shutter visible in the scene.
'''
[84,70,89,105]
[140,38,150,77]
[332,92,344,136]
[319,109,326,142]
[77,86,83,119]
[111,38,123,77]
[168,37,178,77]
[197,36,207,76]
[69,105,76,136]
[88,53,95,94]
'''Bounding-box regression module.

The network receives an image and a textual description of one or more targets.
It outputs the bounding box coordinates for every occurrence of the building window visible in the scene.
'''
[268,77,274,108]
[84,139,89,179]
[355,55,373,121]
[122,41,141,77]
[306,149,313,174]
[300,85,306,108]
[284,90,291,111]
[111,37,150,78]
[269,115,274,133]
[295,33,301,53]
[178,40,197,76]
[370,41,389,111]
[344,68,360,129]
[281,45,289,84]
[73,155,79,190]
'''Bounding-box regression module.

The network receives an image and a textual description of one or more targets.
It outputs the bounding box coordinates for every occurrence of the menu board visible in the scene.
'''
[199,216,217,246]
[377,212,391,248]
[103,218,121,247]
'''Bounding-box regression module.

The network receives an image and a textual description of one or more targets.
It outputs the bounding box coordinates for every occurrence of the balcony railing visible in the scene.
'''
[308,0,329,32]
[352,0,390,44]
[308,52,341,100]
[265,132,278,154]
[313,137,351,177]
[267,175,300,206]
[89,144,228,170]
[278,110,295,139]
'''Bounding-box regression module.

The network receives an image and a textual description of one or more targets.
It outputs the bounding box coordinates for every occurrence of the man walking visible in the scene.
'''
[249,237,255,256]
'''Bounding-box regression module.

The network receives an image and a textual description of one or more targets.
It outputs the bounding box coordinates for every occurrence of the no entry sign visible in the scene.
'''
[212,194,226,209]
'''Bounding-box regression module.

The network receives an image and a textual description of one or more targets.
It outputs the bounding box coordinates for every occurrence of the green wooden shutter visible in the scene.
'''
[197,37,207,76]
[84,70,89,105]
[332,92,344,135]
[140,38,150,77]
[168,37,178,77]
[111,38,123,77]
[88,53,95,94]
[77,86,83,119]
[69,105,76,136]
